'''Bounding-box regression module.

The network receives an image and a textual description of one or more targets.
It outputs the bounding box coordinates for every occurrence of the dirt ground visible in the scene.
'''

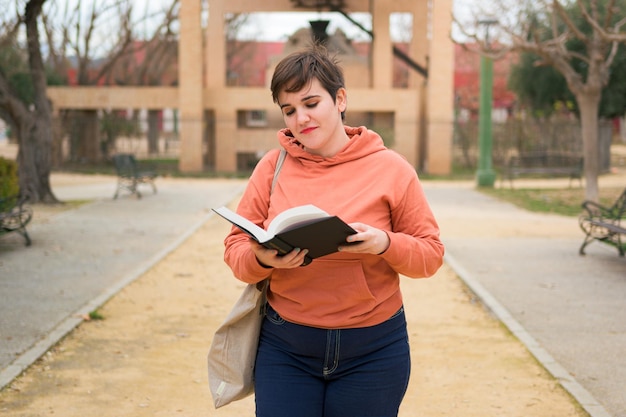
[0,194,588,417]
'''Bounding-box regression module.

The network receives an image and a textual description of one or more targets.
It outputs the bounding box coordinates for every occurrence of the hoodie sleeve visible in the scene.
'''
[222,150,281,284]
[379,169,445,278]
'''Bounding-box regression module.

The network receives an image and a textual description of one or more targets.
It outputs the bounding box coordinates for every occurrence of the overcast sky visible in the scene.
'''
[0,0,481,46]
[229,1,482,43]
[236,12,372,42]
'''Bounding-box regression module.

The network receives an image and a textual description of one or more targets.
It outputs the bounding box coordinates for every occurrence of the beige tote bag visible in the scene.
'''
[207,149,286,408]
[207,280,267,408]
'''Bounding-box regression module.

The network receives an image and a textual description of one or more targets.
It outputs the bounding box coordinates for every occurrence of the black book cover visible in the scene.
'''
[266,216,357,265]
[212,205,357,266]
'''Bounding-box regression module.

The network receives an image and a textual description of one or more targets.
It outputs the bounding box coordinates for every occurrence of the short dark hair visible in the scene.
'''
[270,45,345,109]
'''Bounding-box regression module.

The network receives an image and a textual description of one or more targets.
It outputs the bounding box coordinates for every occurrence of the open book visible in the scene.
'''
[212,204,357,266]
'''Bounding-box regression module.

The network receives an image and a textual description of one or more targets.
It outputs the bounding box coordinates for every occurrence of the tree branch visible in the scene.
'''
[576,0,626,42]
[25,0,49,104]
[0,69,28,127]
[553,1,587,42]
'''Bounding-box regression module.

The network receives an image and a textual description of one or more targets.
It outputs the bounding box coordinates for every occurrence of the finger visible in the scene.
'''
[280,247,304,262]
[338,241,366,253]
[274,248,309,268]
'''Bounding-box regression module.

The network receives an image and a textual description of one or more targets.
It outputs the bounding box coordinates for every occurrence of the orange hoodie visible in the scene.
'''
[223,126,444,329]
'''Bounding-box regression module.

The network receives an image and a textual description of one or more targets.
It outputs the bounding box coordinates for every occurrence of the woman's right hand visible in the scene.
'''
[250,241,309,269]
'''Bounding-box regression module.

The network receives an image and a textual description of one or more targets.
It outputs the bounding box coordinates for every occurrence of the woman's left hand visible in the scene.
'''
[338,222,390,255]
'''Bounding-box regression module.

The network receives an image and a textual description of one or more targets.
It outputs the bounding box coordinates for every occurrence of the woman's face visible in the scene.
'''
[277,78,347,158]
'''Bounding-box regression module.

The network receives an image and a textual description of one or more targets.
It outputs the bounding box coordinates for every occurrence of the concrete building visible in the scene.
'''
[47,0,454,174]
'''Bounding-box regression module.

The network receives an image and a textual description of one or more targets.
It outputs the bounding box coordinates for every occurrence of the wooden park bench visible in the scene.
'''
[505,151,583,187]
[0,194,33,246]
[112,153,158,199]
[578,187,626,257]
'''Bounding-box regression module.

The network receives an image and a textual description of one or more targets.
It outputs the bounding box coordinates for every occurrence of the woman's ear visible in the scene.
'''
[336,88,347,113]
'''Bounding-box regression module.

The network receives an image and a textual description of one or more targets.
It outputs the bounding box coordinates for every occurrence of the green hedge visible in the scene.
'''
[0,157,19,204]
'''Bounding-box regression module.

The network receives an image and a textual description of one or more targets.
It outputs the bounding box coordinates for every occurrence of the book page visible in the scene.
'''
[212,207,270,242]
[267,204,330,236]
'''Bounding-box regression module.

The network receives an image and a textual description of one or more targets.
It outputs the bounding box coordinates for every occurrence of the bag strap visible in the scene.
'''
[259,149,286,300]
[271,148,287,195]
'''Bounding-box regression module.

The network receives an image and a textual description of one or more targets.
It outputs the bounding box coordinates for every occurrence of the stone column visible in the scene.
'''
[409,0,428,89]
[206,0,237,171]
[371,1,392,89]
[395,92,419,167]
[206,0,226,89]
[178,0,204,172]
[426,0,454,174]
[214,107,237,172]
[412,0,429,170]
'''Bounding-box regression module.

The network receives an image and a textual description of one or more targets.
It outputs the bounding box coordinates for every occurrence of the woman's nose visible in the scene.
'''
[296,109,310,124]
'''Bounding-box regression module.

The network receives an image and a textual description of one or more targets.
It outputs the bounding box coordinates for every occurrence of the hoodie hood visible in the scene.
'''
[277,125,387,167]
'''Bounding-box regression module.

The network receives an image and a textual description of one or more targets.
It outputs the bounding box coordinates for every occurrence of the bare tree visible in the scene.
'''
[51,1,135,163]
[457,0,626,202]
[0,0,179,202]
[40,0,180,163]
[0,0,58,203]
[107,0,179,155]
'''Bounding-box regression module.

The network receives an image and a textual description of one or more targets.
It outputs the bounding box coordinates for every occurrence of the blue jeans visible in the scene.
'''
[254,304,411,417]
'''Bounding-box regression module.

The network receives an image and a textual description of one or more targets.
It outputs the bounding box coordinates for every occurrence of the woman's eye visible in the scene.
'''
[306,102,318,109]
[284,109,294,116]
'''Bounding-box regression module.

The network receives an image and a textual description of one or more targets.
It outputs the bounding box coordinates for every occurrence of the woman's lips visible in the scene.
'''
[300,126,317,134]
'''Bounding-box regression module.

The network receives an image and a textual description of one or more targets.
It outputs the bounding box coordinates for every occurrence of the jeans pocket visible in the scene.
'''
[265,304,286,325]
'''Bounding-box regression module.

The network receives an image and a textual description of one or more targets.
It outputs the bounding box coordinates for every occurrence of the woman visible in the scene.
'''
[222,45,444,417]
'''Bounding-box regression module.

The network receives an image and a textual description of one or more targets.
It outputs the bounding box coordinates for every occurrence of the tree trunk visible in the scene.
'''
[69,110,101,163]
[147,110,160,155]
[83,110,101,162]
[16,116,57,203]
[576,91,601,203]
[50,111,66,168]
[17,0,58,203]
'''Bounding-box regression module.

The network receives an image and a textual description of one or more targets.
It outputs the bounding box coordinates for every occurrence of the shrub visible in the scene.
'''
[0,157,19,202]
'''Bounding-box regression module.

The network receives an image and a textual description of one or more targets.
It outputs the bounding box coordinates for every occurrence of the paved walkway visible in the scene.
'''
[424,180,625,417]
[0,175,246,389]
[1,172,624,417]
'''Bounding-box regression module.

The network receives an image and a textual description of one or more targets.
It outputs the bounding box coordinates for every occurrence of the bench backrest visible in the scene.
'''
[613,188,626,219]
[112,154,138,177]
[509,152,583,168]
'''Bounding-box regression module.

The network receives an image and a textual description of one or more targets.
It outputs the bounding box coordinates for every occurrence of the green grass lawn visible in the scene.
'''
[481,185,626,252]
[479,186,624,217]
